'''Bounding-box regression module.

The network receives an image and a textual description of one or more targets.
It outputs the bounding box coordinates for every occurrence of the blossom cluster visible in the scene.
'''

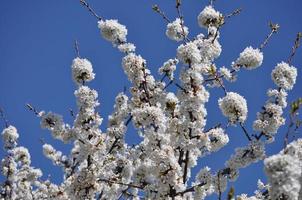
[0,2,300,200]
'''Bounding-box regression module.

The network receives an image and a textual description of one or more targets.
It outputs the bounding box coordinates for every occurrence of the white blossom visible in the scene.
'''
[206,127,229,152]
[264,154,301,200]
[71,57,95,85]
[0,2,300,200]
[166,18,189,42]
[218,92,248,124]
[177,42,201,64]
[271,61,297,90]
[266,88,288,108]
[2,125,19,149]
[117,42,136,53]
[158,58,178,80]
[98,19,127,43]
[122,53,146,84]
[41,112,64,130]
[197,6,223,28]
[12,146,31,165]
[219,66,236,82]
[194,33,222,61]
[253,103,285,137]
[226,141,265,170]
[233,47,263,70]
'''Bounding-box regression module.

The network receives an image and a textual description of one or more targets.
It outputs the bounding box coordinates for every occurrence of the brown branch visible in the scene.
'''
[259,22,279,50]
[211,8,242,43]
[239,122,252,141]
[175,0,190,42]
[287,32,302,65]
[26,103,40,116]
[182,150,189,184]
[80,0,103,21]
[175,181,206,196]
[98,178,143,189]
[152,5,171,23]
[108,137,119,154]
[163,80,174,90]
[217,173,222,200]
[225,8,242,19]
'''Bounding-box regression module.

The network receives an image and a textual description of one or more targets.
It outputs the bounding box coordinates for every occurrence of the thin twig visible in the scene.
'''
[98,178,143,189]
[217,173,222,200]
[175,83,187,93]
[74,40,80,58]
[210,0,216,6]
[211,8,242,43]
[259,22,280,50]
[287,32,302,65]
[69,108,75,119]
[217,78,227,96]
[225,8,242,19]
[80,0,103,21]
[152,5,171,23]
[26,103,40,116]
[163,80,174,90]
[239,122,252,141]
[0,107,9,128]
[175,0,190,42]
[182,150,189,184]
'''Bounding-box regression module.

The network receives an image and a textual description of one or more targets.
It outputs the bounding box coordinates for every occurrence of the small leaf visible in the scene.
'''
[227,186,235,200]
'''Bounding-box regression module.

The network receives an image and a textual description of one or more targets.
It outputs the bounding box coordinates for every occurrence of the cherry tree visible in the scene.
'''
[1,0,301,199]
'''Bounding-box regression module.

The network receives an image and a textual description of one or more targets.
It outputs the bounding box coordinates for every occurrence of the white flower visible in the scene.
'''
[237,194,260,200]
[164,92,179,112]
[219,67,236,82]
[158,58,178,80]
[226,141,265,169]
[218,92,248,123]
[271,61,297,90]
[264,154,301,200]
[177,42,201,64]
[166,18,189,42]
[234,47,263,69]
[71,57,95,85]
[12,146,31,165]
[117,43,136,53]
[43,144,69,167]
[122,53,146,84]
[266,88,288,108]
[198,6,223,28]
[132,106,166,131]
[41,112,64,130]
[98,19,127,43]
[74,86,99,109]
[194,33,222,61]
[206,127,229,152]
[195,167,212,185]
[2,125,19,149]
[253,103,285,136]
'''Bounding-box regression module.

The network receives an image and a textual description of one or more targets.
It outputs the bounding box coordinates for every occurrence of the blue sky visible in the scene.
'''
[0,0,301,199]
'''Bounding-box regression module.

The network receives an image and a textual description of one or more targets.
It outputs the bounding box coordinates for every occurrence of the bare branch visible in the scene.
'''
[287,32,302,64]
[80,0,103,21]
[152,5,171,23]
[259,22,280,50]
[239,122,252,141]
[74,40,80,58]
[0,107,9,128]
[26,103,40,116]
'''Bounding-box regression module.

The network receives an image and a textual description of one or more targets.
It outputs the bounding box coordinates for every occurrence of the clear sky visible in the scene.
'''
[0,0,301,199]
